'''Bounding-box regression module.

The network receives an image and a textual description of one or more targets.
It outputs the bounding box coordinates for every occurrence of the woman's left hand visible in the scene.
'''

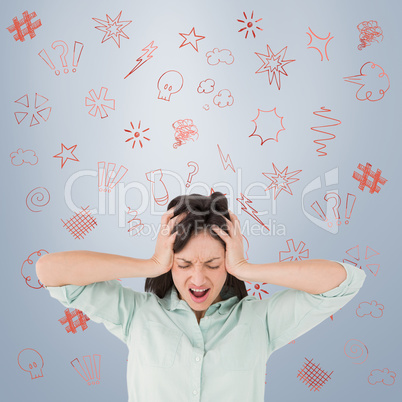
[211,210,249,280]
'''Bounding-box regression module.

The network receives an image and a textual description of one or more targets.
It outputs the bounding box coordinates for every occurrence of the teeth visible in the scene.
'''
[191,288,208,292]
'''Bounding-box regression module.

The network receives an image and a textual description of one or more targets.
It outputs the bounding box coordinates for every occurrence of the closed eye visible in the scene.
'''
[178,265,220,269]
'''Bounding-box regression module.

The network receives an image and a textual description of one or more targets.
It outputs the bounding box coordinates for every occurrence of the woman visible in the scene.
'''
[37,192,366,402]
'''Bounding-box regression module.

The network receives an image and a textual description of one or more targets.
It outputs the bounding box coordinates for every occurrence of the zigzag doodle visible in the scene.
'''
[311,107,341,156]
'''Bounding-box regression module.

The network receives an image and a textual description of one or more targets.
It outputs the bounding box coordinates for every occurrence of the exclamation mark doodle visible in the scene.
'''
[345,193,356,224]
[311,201,327,222]
[38,49,56,73]
[72,41,84,72]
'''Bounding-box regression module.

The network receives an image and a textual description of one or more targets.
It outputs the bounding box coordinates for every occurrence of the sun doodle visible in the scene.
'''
[237,11,263,38]
[124,121,151,149]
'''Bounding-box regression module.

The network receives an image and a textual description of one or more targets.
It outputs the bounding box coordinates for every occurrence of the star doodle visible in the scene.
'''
[262,163,302,199]
[92,11,132,48]
[53,143,79,168]
[179,27,205,52]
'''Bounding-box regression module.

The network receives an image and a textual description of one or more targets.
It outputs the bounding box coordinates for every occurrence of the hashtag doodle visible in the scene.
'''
[7,11,42,42]
[352,162,387,194]
[59,309,91,334]
[297,357,333,391]
[61,206,97,239]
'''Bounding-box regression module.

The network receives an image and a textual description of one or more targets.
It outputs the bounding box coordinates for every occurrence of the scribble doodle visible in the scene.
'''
[357,21,383,50]
[14,93,51,126]
[205,48,234,65]
[179,27,205,52]
[297,358,333,391]
[124,41,157,79]
[85,87,115,118]
[7,11,42,42]
[263,163,302,199]
[21,249,48,289]
[61,206,97,239]
[157,71,184,101]
[217,144,235,172]
[172,119,199,148]
[17,349,44,380]
[10,148,38,166]
[344,339,369,364]
[26,187,50,212]
[311,107,341,156]
[124,121,150,149]
[352,162,387,194]
[98,162,128,192]
[59,308,91,334]
[255,44,295,90]
[306,27,334,61]
[250,108,285,145]
[53,144,79,168]
[237,11,263,38]
[236,193,270,231]
[92,11,132,48]
[213,89,234,108]
[71,354,101,385]
[279,239,309,262]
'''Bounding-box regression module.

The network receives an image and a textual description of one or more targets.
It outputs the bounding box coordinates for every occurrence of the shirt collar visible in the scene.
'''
[158,284,239,315]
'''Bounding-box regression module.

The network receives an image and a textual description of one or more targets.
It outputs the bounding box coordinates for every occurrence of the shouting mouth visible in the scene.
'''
[189,288,210,303]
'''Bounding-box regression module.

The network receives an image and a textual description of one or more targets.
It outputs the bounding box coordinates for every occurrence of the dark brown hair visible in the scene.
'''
[144,192,248,301]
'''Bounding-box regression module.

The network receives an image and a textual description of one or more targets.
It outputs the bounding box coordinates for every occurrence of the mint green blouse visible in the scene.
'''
[45,261,366,401]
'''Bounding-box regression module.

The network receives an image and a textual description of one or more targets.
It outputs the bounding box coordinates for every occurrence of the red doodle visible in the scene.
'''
[217,144,235,172]
[145,169,169,206]
[14,93,51,126]
[213,89,234,108]
[10,148,38,166]
[311,107,341,156]
[98,162,128,192]
[179,27,205,52]
[26,187,50,212]
[356,300,384,318]
[7,11,41,42]
[53,143,79,168]
[21,249,48,289]
[306,27,334,61]
[237,11,263,39]
[18,349,44,380]
[172,119,199,148]
[92,11,132,48]
[344,245,380,276]
[297,358,333,391]
[59,308,91,334]
[344,62,390,101]
[352,162,387,194]
[245,281,269,300]
[255,44,295,90]
[71,354,101,385]
[157,70,184,101]
[249,108,285,145]
[357,20,383,50]
[368,368,397,386]
[344,339,369,364]
[236,193,270,231]
[279,239,309,262]
[263,163,302,199]
[197,79,215,94]
[124,41,158,79]
[85,87,115,118]
[127,208,145,236]
[186,161,199,187]
[124,121,150,149]
[206,48,234,65]
[61,206,97,239]
[38,41,84,75]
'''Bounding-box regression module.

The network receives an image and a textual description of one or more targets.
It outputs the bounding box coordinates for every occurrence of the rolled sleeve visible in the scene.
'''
[45,280,146,344]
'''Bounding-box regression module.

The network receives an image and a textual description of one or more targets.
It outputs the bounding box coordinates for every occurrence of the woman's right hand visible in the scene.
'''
[148,207,188,278]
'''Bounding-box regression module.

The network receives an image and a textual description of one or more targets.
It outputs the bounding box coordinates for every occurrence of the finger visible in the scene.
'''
[161,207,176,225]
[211,224,229,240]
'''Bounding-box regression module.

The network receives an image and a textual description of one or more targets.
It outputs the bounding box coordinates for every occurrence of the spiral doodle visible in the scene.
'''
[26,187,50,212]
[344,339,368,364]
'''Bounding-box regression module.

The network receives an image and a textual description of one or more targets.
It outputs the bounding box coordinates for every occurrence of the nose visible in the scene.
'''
[191,266,208,286]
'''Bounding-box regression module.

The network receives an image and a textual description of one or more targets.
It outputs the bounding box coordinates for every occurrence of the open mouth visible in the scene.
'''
[189,288,210,302]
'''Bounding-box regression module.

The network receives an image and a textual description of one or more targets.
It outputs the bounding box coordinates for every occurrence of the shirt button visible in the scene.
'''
[195,356,200,362]
[193,390,198,395]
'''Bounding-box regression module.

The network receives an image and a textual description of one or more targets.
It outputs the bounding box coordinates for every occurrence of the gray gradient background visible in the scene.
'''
[2,0,401,401]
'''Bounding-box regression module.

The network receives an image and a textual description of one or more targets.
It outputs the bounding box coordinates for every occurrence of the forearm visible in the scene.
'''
[36,250,155,287]
[237,259,347,295]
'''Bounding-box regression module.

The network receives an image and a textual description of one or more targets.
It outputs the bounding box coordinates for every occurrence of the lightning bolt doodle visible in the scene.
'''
[217,144,235,172]
[311,107,341,156]
[124,41,158,79]
[236,193,270,231]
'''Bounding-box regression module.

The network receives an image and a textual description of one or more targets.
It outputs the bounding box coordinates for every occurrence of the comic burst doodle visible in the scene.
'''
[38,41,84,75]
[357,20,383,50]
[344,62,390,101]
[92,11,132,48]
[213,89,234,108]
[14,93,51,126]
[59,308,91,334]
[255,44,295,90]
[279,239,309,262]
[311,107,341,156]
[98,162,128,192]
[297,358,333,391]
[344,245,380,276]
[262,163,302,200]
[368,368,397,386]
[250,108,285,145]
[17,349,44,380]
[124,121,150,149]
[205,48,234,65]
[172,119,199,148]
[7,10,41,42]
[344,339,369,364]
[26,187,50,212]
[157,70,184,101]
[53,143,79,168]
[10,148,38,166]
[306,27,334,61]
[71,354,101,385]
[61,206,97,239]
[236,193,270,231]
[127,208,145,236]
[237,11,263,38]
[179,27,205,52]
[217,144,235,172]
[85,87,115,118]
[352,162,387,194]
[21,249,48,289]
[124,41,158,79]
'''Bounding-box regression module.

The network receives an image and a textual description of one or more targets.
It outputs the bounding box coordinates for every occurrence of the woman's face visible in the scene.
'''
[172,230,227,322]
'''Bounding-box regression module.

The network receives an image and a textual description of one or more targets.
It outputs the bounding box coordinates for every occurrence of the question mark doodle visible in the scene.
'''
[52,40,69,74]
[186,161,199,187]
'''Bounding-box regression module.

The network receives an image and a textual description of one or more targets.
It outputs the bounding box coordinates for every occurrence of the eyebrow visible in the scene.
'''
[177,257,221,264]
